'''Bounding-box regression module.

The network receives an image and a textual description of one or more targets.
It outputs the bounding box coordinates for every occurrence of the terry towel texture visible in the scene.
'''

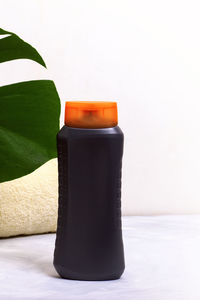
[0,159,58,237]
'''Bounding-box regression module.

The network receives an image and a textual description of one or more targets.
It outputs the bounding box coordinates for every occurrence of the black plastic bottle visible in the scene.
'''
[53,101,125,280]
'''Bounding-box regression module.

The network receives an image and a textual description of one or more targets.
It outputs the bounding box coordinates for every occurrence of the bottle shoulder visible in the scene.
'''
[57,125,123,139]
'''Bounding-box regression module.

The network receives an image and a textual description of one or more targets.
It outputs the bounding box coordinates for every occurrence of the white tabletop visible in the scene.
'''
[1,215,200,300]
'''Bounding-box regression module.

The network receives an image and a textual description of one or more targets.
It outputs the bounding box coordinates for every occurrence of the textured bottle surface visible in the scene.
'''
[53,125,125,280]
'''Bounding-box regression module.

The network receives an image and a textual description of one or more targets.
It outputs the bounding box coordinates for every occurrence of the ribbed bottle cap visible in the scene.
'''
[65,101,118,128]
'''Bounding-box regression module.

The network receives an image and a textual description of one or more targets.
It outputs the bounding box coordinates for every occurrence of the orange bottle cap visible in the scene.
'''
[65,101,118,128]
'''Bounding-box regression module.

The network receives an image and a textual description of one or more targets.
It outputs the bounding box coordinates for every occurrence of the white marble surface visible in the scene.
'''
[1,216,200,300]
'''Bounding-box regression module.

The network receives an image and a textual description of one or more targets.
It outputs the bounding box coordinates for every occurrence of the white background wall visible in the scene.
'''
[1,0,200,215]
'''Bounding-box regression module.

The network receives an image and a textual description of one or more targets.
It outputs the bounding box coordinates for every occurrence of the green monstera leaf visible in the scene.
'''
[0,28,46,67]
[0,28,60,182]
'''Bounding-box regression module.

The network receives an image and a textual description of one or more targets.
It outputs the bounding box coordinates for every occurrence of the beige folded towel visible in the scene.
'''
[0,158,58,237]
